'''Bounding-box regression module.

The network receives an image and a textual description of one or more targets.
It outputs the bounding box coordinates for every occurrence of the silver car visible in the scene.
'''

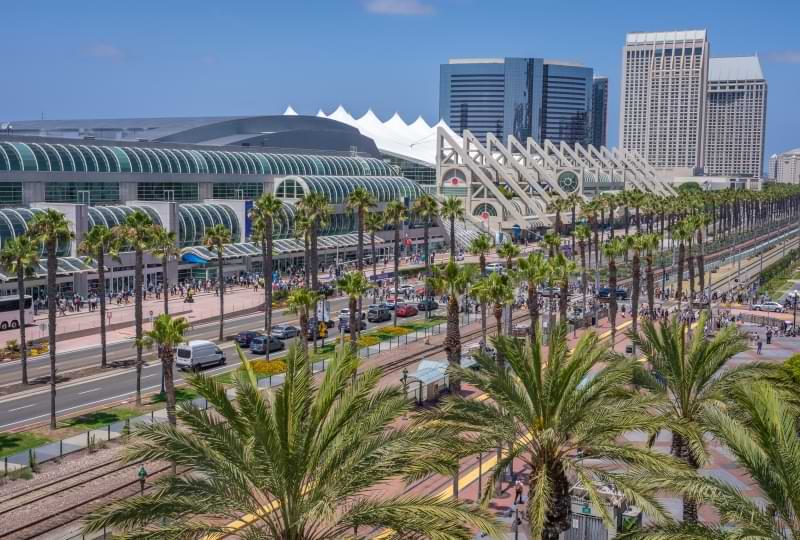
[271,324,300,339]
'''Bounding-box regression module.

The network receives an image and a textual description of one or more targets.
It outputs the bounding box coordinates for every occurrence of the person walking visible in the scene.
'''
[766,328,773,345]
[514,479,524,504]
[757,337,763,355]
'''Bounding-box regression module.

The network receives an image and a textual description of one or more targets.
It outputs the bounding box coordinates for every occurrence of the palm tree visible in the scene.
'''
[294,207,312,288]
[365,211,384,278]
[430,260,476,391]
[629,314,772,523]
[602,237,625,349]
[203,224,232,343]
[0,235,39,384]
[250,193,283,358]
[298,192,331,291]
[425,326,677,540]
[514,251,548,340]
[287,287,320,357]
[28,209,74,428]
[626,234,646,349]
[384,201,407,327]
[140,314,189,427]
[149,226,178,315]
[552,253,576,325]
[83,344,500,540]
[496,241,520,271]
[345,187,376,275]
[78,225,119,369]
[412,194,439,316]
[440,196,465,259]
[672,221,692,310]
[119,210,155,407]
[470,272,513,368]
[468,233,493,343]
[542,230,561,259]
[546,195,567,236]
[640,233,660,320]
[621,381,800,540]
[574,224,591,327]
[338,271,371,352]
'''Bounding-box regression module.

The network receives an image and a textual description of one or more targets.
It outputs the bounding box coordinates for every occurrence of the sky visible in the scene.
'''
[3,0,800,159]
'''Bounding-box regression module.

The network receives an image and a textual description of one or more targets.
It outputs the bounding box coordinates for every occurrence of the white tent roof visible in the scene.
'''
[286,105,460,166]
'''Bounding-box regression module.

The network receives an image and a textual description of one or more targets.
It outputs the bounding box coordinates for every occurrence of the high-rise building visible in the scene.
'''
[769,149,800,184]
[591,76,608,147]
[620,30,709,176]
[703,56,767,177]
[439,57,592,146]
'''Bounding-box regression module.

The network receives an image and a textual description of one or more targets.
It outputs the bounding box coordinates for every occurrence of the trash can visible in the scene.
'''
[625,345,634,354]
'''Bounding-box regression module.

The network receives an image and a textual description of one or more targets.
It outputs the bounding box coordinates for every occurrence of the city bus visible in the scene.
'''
[0,295,34,331]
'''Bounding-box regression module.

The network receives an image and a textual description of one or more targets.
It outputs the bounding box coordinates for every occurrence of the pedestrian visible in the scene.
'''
[766,328,773,344]
[514,479,524,504]
[757,337,763,355]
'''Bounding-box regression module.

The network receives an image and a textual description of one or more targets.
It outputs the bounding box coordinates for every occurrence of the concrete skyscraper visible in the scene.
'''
[591,76,608,147]
[620,30,709,176]
[703,56,767,177]
[439,58,593,146]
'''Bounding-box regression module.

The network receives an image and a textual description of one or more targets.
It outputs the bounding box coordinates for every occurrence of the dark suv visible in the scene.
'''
[235,331,262,347]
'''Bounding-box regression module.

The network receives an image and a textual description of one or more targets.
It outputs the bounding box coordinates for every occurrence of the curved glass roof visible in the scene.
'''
[178,203,241,247]
[87,205,162,230]
[276,175,423,204]
[0,207,70,257]
[0,140,394,177]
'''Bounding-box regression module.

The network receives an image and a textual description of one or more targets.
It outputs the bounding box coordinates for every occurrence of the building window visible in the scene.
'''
[275,179,304,199]
[0,182,22,206]
[212,182,264,199]
[137,182,198,202]
[45,182,120,204]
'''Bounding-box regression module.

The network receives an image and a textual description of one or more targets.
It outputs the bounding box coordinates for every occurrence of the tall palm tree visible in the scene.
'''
[78,225,119,369]
[622,381,800,540]
[365,211,384,278]
[468,233,493,342]
[425,326,677,540]
[119,210,155,407]
[430,260,476,391]
[338,271,371,353]
[542,230,561,259]
[496,241,520,272]
[384,201,407,327]
[412,194,439,316]
[149,226,178,315]
[640,233,660,320]
[672,221,692,310]
[627,234,647,351]
[630,314,772,523]
[345,187,375,274]
[140,313,189,427]
[203,224,232,343]
[0,235,40,384]
[298,192,331,291]
[514,251,548,340]
[287,287,320,358]
[28,209,74,428]
[546,195,567,236]
[574,223,591,327]
[602,237,625,350]
[552,253,576,325]
[440,196,465,259]
[470,272,513,368]
[250,193,283,359]
[84,344,500,540]
[294,207,312,288]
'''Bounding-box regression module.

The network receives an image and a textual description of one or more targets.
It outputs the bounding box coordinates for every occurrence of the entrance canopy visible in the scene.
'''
[0,256,96,282]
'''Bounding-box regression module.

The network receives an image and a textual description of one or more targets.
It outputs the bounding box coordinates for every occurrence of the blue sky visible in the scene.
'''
[3,0,799,158]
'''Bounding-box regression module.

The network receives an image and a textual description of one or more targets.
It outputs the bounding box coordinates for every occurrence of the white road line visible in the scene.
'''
[7,403,35,412]
[78,387,101,395]
[141,373,158,379]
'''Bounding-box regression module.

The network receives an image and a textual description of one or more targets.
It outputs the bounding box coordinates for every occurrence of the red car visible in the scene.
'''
[395,303,418,317]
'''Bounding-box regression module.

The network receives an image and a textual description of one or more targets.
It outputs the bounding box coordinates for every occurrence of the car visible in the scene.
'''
[368,303,391,311]
[340,319,367,333]
[271,324,300,339]
[235,330,263,347]
[537,286,561,298]
[417,299,440,311]
[176,340,226,371]
[367,307,391,322]
[597,287,628,300]
[318,283,335,297]
[486,262,505,273]
[250,335,285,354]
[339,308,366,321]
[752,301,784,313]
[385,299,397,310]
[395,303,418,317]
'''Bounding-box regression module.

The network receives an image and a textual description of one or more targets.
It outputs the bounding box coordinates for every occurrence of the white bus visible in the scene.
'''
[0,295,34,331]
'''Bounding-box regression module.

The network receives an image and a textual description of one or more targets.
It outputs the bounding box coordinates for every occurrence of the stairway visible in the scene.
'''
[439,218,486,251]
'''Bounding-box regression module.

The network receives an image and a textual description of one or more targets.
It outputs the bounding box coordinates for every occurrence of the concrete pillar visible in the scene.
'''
[199,182,213,200]
[22,182,45,205]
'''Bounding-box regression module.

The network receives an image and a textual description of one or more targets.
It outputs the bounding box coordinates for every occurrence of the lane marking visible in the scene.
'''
[7,403,35,412]
[78,387,101,395]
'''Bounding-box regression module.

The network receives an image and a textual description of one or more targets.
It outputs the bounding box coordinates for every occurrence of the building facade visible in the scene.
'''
[703,56,767,177]
[591,76,609,147]
[620,30,709,176]
[439,57,592,146]
[769,150,800,184]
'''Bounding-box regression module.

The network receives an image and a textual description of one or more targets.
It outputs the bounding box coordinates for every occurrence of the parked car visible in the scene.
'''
[597,287,628,300]
[395,303,418,317]
[271,324,300,339]
[417,299,440,311]
[368,303,391,311]
[752,301,785,313]
[235,330,263,347]
[250,335,285,354]
[340,319,367,333]
[367,307,391,322]
[486,262,504,273]
[176,340,226,371]
[537,286,562,298]
[339,308,366,321]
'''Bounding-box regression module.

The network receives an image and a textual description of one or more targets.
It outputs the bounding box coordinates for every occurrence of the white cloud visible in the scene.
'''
[766,51,800,64]
[82,43,125,62]
[364,0,434,15]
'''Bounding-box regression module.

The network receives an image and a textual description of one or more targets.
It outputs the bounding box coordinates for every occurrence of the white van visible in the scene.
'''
[176,340,226,371]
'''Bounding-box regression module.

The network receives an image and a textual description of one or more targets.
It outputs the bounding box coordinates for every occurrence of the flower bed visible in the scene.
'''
[247,359,288,377]
[357,335,381,347]
[376,326,411,337]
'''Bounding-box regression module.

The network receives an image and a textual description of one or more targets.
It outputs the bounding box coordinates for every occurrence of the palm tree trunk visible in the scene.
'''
[371,233,377,278]
[541,462,572,540]
[609,258,617,349]
[98,254,108,369]
[163,351,177,426]
[579,241,588,329]
[676,242,685,310]
[349,296,357,353]
[300,309,309,358]
[646,252,655,319]
[631,252,641,346]
[687,240,695,303]
[17,268,28,385]
[393,221,400,327]
[527,285,539,341]
[135,248,143,407]
[449,215,456,259]
[696,229,706,294]
[571,206,576,259]
[445,295,461,392]
[494,304,503,369]
[424,221,431,319]
[48,244,57,429]
[303,232,310,288]
[218,255,224,342]
[558,278,568,323]
[263,230,272,361]
[311,220,320,291]
[162,254,169,315]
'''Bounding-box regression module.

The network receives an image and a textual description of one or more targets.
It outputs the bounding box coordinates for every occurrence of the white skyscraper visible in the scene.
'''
[704,56,767,177]
[769,149,800,184]
[620,30,709,176]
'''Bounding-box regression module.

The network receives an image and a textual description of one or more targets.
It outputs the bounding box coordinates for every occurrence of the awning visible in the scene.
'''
[0,256,96,281]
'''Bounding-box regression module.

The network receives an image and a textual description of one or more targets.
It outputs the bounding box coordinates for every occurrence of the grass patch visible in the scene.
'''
[0,432,53,458]
[398,317,446,332]
[150,388,198,405]
[58,407,140,431]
